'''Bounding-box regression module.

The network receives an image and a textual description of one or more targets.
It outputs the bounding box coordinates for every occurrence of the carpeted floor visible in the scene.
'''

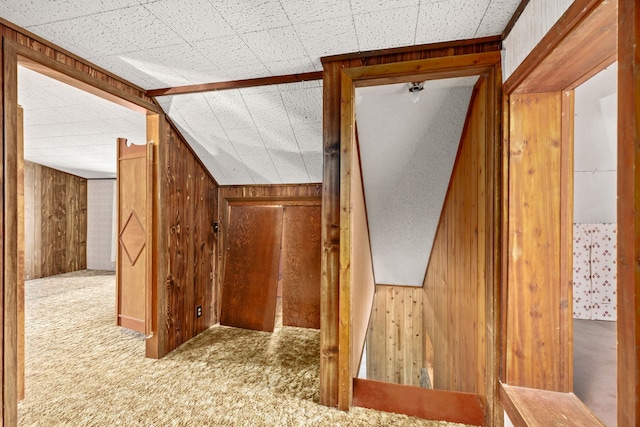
[18,270,471,426]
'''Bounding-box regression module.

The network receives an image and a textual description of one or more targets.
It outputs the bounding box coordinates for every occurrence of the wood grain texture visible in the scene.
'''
[422,78,488,395]
[117,139,147,334]
[617,0,639,425]
[220,205,282,332]
[3,37,18,426]
[147,71,323,97]
[353,378,486,426]
[160,123,217,355]
[321,60,342,408]
[366,286,424,387]
[505,0,616,94]
[506,92,568,391]
[281,205,321,329]
[501,384,605,427]
[217,184,322,327]
[23,161,87,279]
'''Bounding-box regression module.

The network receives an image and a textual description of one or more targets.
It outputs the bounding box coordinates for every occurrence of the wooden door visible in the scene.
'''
[116,138,152,334]
[281,205,321,329]
[220,205,283,332]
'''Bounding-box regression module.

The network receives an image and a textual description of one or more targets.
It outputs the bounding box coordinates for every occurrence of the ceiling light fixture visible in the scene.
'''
[408,82,424,93]
[408,81,424,103]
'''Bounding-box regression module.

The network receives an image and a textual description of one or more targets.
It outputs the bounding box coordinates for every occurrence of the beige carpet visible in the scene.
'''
[18,270,471,427]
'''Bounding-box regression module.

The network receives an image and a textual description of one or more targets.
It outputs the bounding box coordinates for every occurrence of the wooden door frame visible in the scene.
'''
[499,0,638,425]
[2,36,163,424]
[336,51,502,423]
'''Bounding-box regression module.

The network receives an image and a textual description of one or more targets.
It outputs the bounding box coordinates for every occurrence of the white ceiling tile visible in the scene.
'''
[241,154,281,184]
[225,128,267,158]
[295,17,360,58]
[354,6,420,51]
[240,27,308,62]
[263,57,315,75]
[238,85,281,96]
[144,0,235,42]
[94,5,185,50]
[242,92,290,129]
[301,151,323,183]
[350,0,419,14]
[161,93,211,116]
[105,49,193,87]
[191,35,264,69]
[8,0,86,26]
[280,87,323,124]
[27,16,135,59]
[269,150,309,184]
[72,0,150,14]
[212,151,254,184]
[212,64,273,81]
[475,0,521,37]
[203,91,254,129]
[211,0,290,33]
[143,44,217,73]
[415,0,490,44]
[260,129,300,154]
[291,122,323,153]
[0,4,31,28]
[85,53,167,89]
[279,0,352,24]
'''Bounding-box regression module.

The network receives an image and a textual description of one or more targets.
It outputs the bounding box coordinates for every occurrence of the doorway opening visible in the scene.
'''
[15,59,150,419]
[572,62,618,426]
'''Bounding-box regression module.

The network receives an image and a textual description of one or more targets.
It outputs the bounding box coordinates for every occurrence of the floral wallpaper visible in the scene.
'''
[573,223,616,320]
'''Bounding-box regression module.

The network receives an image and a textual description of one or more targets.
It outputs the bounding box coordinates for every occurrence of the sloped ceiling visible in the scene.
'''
[356,77,478,287]
[3,0,521,182]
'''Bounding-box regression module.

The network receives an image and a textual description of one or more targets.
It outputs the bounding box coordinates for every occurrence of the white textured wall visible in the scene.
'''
[502,0,575,80]
[574,63,617,223]
[87,179,116,271]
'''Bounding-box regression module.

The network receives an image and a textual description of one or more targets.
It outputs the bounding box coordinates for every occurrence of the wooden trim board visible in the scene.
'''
[353,378,486,426]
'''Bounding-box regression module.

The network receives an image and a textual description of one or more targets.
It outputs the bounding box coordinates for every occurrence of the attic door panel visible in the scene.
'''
[281,205,321,329]
[221,205,283,332]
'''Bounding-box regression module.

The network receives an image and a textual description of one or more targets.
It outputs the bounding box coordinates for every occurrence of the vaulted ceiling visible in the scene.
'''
[4,0,522,183]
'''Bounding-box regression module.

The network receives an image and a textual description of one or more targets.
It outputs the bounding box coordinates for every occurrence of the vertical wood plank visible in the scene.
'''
[421,77,490,398]
[617,0,639,424]
[560,90,574,391]
[220,205,282,332]
[3,36,18,427]
[281,205,322,329]
[321,60,342,408]
[506,91,567,391]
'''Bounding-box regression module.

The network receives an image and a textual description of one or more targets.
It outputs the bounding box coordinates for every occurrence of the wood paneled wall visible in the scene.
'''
[366,285,424,387]
[23,161,87,280]
[505,91,572,391]
[321,37,502,410]
[422,77,488,395]
[158,123,217,356]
